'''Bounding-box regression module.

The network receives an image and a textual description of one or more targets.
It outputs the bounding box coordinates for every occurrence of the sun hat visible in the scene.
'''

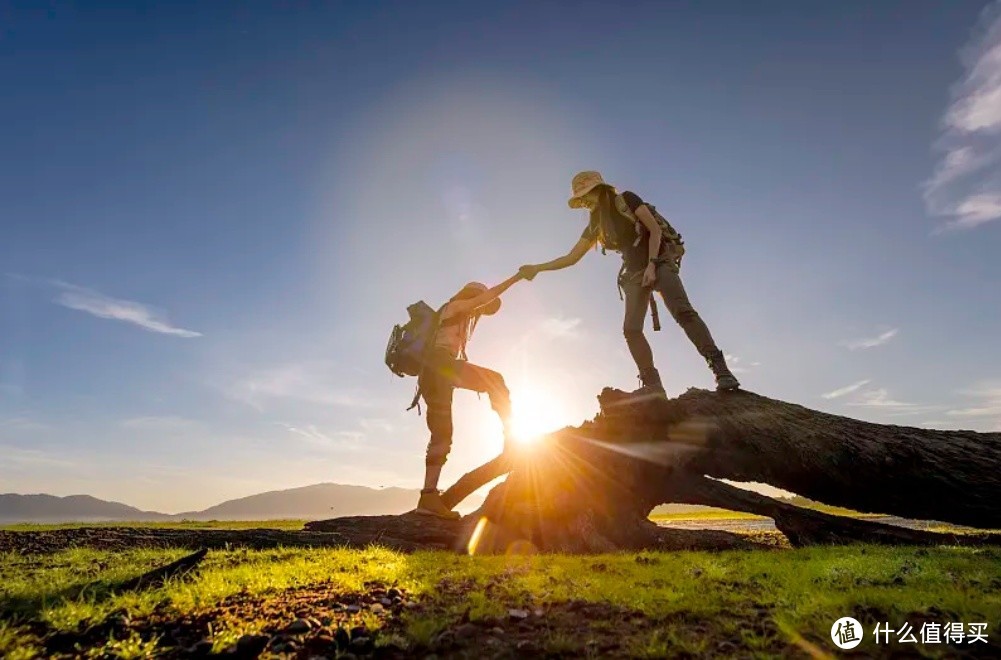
[452,282,501,315]
[568,170,612,209]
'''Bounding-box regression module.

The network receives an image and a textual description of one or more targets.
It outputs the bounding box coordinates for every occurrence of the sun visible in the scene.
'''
[509,386,569,444]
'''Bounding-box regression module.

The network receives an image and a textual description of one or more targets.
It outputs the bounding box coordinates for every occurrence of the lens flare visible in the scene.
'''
[467,516,489,555]
[509,386,568,444]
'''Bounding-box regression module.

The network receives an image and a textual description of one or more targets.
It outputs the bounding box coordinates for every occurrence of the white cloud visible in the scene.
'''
[1,445,78,470]
[724,354,761,375]
[851,388,911,408]
[946,384,1001,420]
[842,328,899,350]
[52,281,202,338]
[847,388,938,415]
[540,316,582,338]
[822,379,872,400]
[227,363,373,410]
[924,4,1001,231]
[359,418,396,433]
[281,423,366,451]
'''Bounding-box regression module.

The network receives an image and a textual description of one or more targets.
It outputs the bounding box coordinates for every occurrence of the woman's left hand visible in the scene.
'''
[641,262,657,287]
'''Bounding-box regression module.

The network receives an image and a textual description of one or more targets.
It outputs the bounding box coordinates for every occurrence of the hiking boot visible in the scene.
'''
[705,349,740,391]
[414,489,460,520]
[629,368,667,399]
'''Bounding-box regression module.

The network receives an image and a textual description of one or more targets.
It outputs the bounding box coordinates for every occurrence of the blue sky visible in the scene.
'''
[2,1,999,512]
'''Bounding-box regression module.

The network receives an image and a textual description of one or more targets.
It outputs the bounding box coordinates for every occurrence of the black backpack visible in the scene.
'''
[595,194,685,265]
[385,301,442,379]
[385,301,469,412]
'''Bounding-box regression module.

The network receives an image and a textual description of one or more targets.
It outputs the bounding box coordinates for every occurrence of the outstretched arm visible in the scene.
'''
[441,274,522,321]
[519,236,594,280]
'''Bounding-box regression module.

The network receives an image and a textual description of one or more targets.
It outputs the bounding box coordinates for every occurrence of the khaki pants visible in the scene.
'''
[419,349,512,467]
[621,263,719,375]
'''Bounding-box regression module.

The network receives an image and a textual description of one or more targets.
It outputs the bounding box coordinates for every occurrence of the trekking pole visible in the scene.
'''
[650,294,661,331]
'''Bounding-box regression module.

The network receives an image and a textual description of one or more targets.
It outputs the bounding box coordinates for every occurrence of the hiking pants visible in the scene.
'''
[621,263,719,375]
[420,350,512,467]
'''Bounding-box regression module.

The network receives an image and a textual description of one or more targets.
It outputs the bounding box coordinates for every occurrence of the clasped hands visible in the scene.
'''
[517,264,540,281]
[517,262,656,286]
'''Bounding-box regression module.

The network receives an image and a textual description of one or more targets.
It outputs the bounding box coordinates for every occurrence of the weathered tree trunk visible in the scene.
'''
[306,387,1001,554]
[593,387,1001,528]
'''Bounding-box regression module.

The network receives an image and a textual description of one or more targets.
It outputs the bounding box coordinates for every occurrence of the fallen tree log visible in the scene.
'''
[594,387,1001,529]
[311,387,1001,554]
[306,512,765,552]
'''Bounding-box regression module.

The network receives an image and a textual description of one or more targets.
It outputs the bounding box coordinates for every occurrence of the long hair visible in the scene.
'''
[447,289,485,360]
[590,185,621,249]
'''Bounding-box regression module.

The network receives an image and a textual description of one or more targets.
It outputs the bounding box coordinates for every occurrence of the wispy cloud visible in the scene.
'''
[540,316,582,338]
[924,3,1001,231]
[227,363,373,410]
[1,445,78,469]
[842,328,899,350]
[846,387,938,415]
[946,384,1001,419]
[52,281,202,338]
[822,379,872,400]
[281,423,366,450]
[359,418,396,434]
[722,354,763,375]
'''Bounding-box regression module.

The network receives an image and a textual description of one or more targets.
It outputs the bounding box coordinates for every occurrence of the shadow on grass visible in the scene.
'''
[0,548,206,623]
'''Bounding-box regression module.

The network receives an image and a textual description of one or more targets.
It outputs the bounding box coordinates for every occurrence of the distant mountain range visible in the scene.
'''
[0,493,173,524]
[0,483,483,524]
[0,485,818,525]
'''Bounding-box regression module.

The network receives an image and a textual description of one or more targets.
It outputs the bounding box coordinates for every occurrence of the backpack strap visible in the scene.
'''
[407,384,423,414]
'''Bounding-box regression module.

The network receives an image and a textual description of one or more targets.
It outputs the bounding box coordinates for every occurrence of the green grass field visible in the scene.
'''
[2,533,999,658]
[0,519,311,533]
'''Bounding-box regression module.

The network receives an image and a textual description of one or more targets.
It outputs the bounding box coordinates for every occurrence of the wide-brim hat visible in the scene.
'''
[568,170,611,209]
[453,282,501,315]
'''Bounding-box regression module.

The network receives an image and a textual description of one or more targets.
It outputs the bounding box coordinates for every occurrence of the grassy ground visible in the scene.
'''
[0,520,310,532]
[2,541,999,658]
[1,501,880,532]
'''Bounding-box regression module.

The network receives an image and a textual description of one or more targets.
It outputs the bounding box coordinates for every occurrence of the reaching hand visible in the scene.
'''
[518,264,540,281]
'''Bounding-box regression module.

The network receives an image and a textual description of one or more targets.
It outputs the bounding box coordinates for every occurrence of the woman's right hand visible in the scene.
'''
[518,265,540,281]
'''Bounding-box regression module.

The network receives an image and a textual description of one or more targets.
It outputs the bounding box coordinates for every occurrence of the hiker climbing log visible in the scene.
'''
[519,171,740,395]
[370,166,1001,550]
[385,275,525,518]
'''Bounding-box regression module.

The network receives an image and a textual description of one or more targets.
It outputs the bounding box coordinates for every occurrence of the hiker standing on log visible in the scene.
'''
[412,277,523,518]
[519,171,739,394]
